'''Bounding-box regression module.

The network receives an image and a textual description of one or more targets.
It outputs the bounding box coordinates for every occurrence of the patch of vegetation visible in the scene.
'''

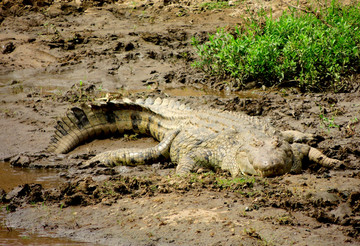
[345,116,359,136]
[200,0,239,10]
[192,0,360,91]
[183,172,258,196]
[11,84,24,94]
[319,105,340,132]
[123,133,139,141]
[63,81,104,103]
[215,176,255,189]
[263,213,297,226]
[244,227,263,240]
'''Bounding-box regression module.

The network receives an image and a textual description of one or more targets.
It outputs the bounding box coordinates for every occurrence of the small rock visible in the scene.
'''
[348,191,360,207]
[152,163,162,170]
[114,41,124,51]
[10,80,19,85]
[10,154,31,167]
[114,165,132,174]
[5,184,30,201]
[245,206,252,211]
[0,188,6,202]
[124,42,135,51]
[312,191,339,205]
[64,193,86,206]
[330,203,352,223]
[2,42,15,54]
[26,184,44,203]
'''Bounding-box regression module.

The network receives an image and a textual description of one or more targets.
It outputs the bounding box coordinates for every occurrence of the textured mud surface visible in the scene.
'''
[1,0,360,245]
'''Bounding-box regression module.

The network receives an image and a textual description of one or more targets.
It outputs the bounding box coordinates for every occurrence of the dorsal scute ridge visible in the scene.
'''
[135,98,144,104]
[90,96,273,132]
[179,104,186,110]
[145,97,154,105]
[137,97,191,112]
[154,97,162,105]
[198,108,274,132]
[168,99,176,108]
[122,98,132,103]
[162,98,169,106]
[174,101,181,109]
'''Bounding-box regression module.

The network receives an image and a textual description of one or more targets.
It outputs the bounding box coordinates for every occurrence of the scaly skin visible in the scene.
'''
[48,97,341,177]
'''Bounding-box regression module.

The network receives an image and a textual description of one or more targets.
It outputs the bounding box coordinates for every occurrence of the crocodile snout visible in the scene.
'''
[256,158,289,177]
[249,143,293,177]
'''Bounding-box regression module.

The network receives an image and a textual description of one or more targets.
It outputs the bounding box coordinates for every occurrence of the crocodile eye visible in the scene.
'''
[251,138,264,147]
[272,138,282,147]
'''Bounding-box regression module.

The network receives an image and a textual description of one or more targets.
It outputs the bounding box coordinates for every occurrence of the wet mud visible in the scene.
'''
[0,0,360,245]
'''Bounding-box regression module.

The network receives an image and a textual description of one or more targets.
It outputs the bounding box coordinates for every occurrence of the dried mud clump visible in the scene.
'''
[3,184,44,212]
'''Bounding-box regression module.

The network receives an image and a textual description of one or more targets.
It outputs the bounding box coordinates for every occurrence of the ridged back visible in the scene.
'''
[47,97,276,154]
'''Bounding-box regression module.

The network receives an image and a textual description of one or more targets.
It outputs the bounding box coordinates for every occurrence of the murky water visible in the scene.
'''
[0,162,63,192]
[0,162,94,245]
[0,214,92,245]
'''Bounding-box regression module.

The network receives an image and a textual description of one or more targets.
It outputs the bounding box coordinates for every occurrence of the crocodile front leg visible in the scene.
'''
[85,129,180,167]
[290,143,341,173]
[175,149,219,175]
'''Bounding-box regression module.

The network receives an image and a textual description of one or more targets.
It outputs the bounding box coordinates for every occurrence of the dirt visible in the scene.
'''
[0,0,360,245]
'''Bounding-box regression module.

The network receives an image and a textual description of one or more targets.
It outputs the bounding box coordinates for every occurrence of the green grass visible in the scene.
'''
[319,105,340,132]
[200,0,239,10]
[192,0,360,92]
[215,176,255,188]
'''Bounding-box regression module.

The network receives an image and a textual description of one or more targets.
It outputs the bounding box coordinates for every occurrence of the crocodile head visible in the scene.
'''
[236,137,293,177]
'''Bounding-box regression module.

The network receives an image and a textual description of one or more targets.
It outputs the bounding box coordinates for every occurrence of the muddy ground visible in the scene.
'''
[0,0,360,245]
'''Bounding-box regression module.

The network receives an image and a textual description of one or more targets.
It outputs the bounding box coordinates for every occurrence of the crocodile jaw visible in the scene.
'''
[256,161,290,177]
[239,158,291,177]
[253,153,293,177]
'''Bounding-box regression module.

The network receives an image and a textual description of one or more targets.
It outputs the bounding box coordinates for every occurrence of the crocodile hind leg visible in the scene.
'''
[308,147,341,168]
[84,129,179,167]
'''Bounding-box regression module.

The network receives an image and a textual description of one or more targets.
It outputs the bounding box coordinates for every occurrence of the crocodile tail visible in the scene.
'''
[47,100,168,154]
[308,147,341,168]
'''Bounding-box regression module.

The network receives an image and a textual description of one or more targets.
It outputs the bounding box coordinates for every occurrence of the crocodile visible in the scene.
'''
[48,97,341,177]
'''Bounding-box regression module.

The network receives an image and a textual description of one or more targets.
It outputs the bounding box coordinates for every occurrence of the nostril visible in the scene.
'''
[261,161,269,169]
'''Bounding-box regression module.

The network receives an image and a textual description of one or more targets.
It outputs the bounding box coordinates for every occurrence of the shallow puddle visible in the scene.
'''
[0,162,94,245]
[0,162,63,193]
[0,217,92,246]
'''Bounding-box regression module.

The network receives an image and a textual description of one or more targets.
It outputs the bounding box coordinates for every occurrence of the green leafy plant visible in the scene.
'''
[192,0,360,91]
[319,106,340,132]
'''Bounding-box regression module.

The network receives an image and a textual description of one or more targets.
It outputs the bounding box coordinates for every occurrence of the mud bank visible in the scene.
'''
[0,0,359,245]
